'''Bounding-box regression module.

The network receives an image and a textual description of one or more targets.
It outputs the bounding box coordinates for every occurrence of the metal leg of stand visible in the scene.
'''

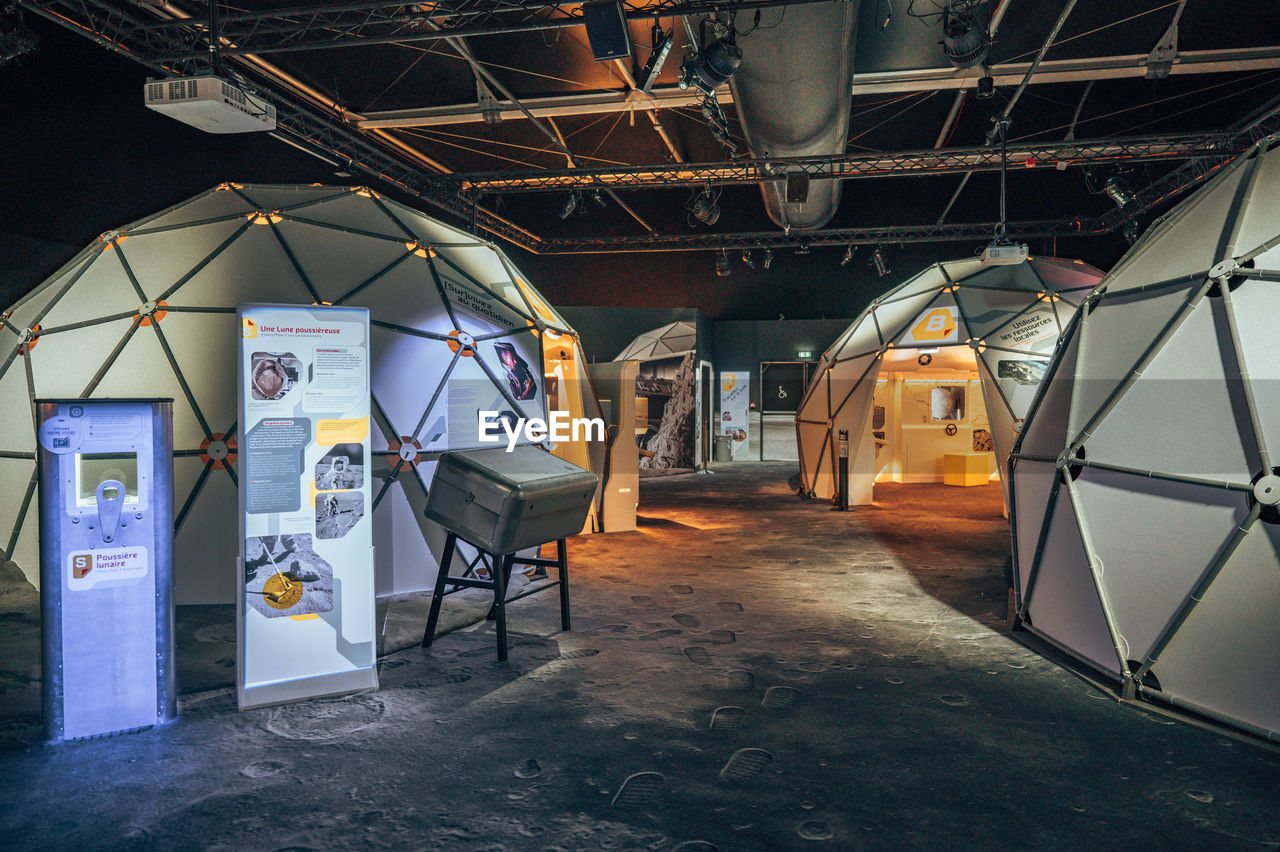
[557,538,571,632]
[493,553,512,662]
[422,532,458,648]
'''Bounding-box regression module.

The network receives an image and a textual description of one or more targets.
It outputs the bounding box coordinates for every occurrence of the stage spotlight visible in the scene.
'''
[840,245,856,266]
[715,249,732,277]
[872,248,890,277]
[1123,219,1140,245]
[0,20,37,66]
[941,2,989,69]
[678,35,741,96]
[691,188,720,225]
[976,73,995,100]
[559,192,580,219]
[741,250,757,270]
[795,243,811,255]
[1104,176,1133,208]
[762,248,774,270]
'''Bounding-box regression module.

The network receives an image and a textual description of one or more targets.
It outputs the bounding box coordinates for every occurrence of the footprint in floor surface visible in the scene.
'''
[671,584,694,595]
[514,758,543,778]
[719,748,772,782]
[707,629,736,645]
[672,613,700,628]
[612,771,665,808]
[717,602,744,612]
[560,648,600,660]
[631,595,656,607]
[710,706,747,730]
[639,628,682,641]
[684,646,713,666]
[762,686,800,712]
[725,670,755,691]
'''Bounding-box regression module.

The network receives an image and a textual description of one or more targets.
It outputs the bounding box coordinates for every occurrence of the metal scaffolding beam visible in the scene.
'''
[448,132,1239,194]
[134,0,830,61]
[358,46,1280,128]
[19,1,1280,257]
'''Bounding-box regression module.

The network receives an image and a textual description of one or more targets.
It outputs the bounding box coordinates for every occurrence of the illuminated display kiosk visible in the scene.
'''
[37,398,176,741]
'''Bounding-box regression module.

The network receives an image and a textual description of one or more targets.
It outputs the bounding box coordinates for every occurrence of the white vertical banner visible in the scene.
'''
[236,303,377,710]
[720,372,751,460]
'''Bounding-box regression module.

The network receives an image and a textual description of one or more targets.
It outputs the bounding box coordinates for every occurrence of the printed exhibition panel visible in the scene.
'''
[237,304,377,710]
[37,398,176,741]
[720,372,750,459]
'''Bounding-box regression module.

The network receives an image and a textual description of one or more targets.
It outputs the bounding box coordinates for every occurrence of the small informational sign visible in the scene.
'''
[236,304,377,710]
[720,372,751,460]
[37,398,176,741]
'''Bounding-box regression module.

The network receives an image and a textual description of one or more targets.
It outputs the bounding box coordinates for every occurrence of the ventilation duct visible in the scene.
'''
[700,3,859,231]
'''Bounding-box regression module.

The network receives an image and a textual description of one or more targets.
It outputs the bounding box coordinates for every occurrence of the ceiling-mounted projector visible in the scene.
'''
[981,241,1029,266]
[144,76,277,133]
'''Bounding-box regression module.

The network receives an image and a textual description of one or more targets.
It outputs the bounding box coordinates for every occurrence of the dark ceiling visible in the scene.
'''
[3,1,1280,320]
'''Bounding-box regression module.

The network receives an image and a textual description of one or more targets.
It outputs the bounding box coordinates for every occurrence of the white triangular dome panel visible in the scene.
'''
[1074,466,1248,662]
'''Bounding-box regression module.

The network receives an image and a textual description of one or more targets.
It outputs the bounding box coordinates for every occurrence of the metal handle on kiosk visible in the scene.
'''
[94,479,126,543]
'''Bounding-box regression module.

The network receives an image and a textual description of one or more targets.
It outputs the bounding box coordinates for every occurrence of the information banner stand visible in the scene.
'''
[720,372,750,460]
[236,304,376,710]
[37,398,176,741]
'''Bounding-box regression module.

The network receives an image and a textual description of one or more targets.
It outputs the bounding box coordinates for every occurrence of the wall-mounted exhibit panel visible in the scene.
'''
[37,398,176,741]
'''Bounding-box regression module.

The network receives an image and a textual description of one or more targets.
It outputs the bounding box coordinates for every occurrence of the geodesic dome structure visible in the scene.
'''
[0,183,601,604]
[613,321,697,365]
[1009,138,1280,741]
[796,257,1102,501]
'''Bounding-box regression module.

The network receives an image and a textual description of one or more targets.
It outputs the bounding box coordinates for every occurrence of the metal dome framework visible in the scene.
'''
[1009,136,1280,742]
[0,183,600,603]
[613,321,698,363]
[796,256,1102,501]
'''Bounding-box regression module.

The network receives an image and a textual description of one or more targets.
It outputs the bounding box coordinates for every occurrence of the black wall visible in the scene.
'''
[714,319,852,409]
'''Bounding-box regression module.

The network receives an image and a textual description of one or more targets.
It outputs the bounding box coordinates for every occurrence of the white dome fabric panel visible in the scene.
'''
[613,321,698,363]
[796,257,1102,501]
[0,184,588,604]
[1009,138,1280,741]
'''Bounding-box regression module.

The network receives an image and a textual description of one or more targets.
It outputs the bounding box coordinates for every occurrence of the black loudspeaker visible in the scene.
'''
[786,172,810,204]
[582,1,631,62]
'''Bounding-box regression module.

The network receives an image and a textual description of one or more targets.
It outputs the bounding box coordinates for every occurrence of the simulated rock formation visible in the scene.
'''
[642,352,696,470]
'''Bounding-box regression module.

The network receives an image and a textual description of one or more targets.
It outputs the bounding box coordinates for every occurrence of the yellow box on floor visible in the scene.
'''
[943,452,989,487]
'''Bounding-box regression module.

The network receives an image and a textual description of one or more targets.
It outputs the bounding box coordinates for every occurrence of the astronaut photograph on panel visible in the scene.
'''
[244,533,334,618]
[495,341,537,401]
[250,351,302,401]
[314,443,364,490]
[315,492,365,540]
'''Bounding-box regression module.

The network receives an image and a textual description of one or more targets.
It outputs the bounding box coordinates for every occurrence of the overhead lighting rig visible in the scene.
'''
[690,185,721,226]
[0,13,37,66]
[678,18,741,154]
[872,247,891,277]
[941,2,990,69]
[715,249,732,277]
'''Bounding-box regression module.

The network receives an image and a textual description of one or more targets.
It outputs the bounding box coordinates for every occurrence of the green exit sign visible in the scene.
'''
[798,350,813,359]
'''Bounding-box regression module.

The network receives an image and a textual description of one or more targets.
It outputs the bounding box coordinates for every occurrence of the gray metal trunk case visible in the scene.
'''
[424,445,599,554]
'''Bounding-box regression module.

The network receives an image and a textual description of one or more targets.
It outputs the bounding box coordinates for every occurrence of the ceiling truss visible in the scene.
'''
[20,0,1280,255]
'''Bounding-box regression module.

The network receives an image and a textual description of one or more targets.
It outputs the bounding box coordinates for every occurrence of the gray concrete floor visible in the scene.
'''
[2,463,1279,850]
